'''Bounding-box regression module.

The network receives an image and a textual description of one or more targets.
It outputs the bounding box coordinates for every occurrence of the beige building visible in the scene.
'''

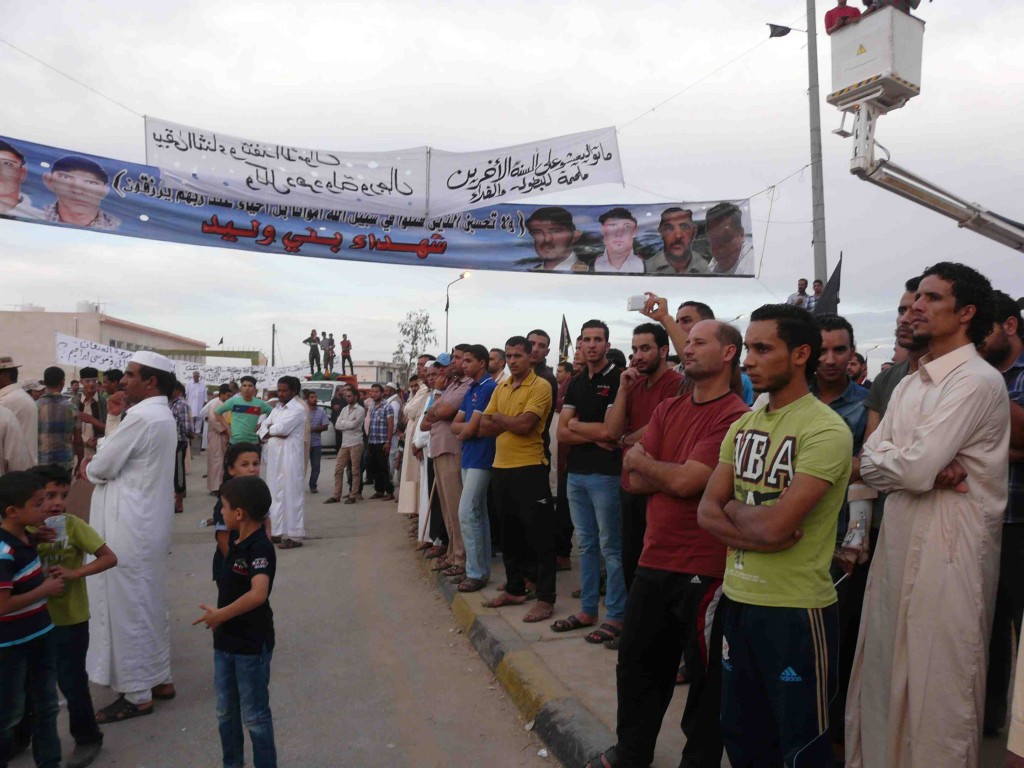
[351,360,408,386]
[0,302,207,380]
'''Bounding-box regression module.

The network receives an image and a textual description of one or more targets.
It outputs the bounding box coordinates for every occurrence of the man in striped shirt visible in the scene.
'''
[0,471,66,766]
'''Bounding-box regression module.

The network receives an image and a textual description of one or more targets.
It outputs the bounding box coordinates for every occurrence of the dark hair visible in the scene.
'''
[705,202,743,230]
[50,155,109,184]
[218,383,232,395]
[712,322,744,372]
[79,367,99,380]
[489,347,506,361]
[598,207,636,225]
[992,289,1024,339]
[816,313,856,349]
[27,464,72,486]
[581,319,610,342]
[607,348,627,368]
[921,262,994,347]
[43,366,65,388]
[225,442,260,470]
[417,353,436,362]
[557,361,573,375]
[0,471,46,514]
[240,375,257,386]
[408,374,420,382]
[453,343,472,354]
[0,139,26,165]
[632,322,669,349]
[370,383,383,393]
[525,206,575,230]
[505,335,533,354]
[527,329,550,344]
[749,303,822,376]
[813,279,823,287]
[852,352,867,366]
[666,354,680,365]
[103,369,123,383]
[172,380,186,396]
[220,476,272,522]
[905,275,923,292]
[658,207,693,226]
[465,344,489,364]
[277,376,300,393]
[679,301,715,320]
[138,366,176,398]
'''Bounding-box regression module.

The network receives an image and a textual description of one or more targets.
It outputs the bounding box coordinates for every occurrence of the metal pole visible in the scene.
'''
[271,323,275,366]
[806,0,828,282]
[444,290,450,351]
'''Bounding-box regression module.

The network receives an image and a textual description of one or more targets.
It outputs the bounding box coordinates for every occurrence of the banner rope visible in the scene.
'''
[0,36,143,118]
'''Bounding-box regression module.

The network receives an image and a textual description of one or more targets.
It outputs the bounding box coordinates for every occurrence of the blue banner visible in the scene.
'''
[0,135,754,276]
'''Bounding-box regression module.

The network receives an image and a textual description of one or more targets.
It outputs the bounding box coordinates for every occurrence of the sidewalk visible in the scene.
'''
[419,541,1013,768]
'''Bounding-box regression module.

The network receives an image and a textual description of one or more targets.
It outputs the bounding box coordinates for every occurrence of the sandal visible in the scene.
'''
[482,592,527,608]
[431,558,452,571]
[323,497,341,504]
[442,565,465,577]
[522,600,555,623]
[457,578,488,593]
[585,623,622,645]
[415,541,433,551]
[278,539,304,549]
[448,574,467,585]
[603,635,620,651]
[151,683,176,700]
[95,695,153,724]
[584,746,623,768]
[424,546,447,559]
[550,614,596,633]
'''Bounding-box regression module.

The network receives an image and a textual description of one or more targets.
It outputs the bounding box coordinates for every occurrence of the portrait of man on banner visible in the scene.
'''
[525,207,587,273]
[42,155,121,231]
[0,139,42,220]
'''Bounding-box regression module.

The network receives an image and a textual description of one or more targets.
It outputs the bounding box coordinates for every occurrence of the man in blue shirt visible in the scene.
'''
[451,345,497,592]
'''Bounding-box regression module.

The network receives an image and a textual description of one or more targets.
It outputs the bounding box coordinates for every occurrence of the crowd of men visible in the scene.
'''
[2,259,1023,767]
[301,329,353,376]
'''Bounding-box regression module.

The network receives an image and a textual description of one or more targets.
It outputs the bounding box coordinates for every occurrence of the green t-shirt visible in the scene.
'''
[215,395,274,445]
[34,514,105,626]
[719,393,852,609]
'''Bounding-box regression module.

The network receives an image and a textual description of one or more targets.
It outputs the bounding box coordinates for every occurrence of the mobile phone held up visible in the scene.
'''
[626,295,647,312]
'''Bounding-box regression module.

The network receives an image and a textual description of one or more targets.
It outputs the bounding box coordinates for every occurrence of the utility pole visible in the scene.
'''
[807,0,828,282]
[271,324,275,366]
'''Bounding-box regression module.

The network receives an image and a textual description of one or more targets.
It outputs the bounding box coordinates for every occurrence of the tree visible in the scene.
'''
[392,309,437,373]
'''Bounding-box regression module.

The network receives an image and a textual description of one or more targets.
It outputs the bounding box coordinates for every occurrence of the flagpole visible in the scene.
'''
[806,0,828,283]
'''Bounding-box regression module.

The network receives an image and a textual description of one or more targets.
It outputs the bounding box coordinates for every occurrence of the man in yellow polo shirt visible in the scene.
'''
[479,335,556,623]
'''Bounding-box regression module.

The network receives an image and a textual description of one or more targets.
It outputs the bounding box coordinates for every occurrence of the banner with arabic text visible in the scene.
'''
[145,118,622,216]
[1,135,753,276]
[54,333,307,388]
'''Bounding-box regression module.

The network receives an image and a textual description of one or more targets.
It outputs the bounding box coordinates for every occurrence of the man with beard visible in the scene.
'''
[647,208,708,275]
[982,290,1024,737]
[525,207,585,272]
[847,263,1009,767]
[258,377,307,548]
[488,348,508,385]
[605,323,683,594]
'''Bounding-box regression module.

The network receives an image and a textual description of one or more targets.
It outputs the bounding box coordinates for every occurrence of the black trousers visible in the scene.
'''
[309,348,321,374]
[619,490,648,592]
[492,465,557,604]
[554,466,573,558]
[341,354,353,375]
[986,523,1024,731]
[615,567,724,768]
[720,596,838,768]
[828,547,874,744]
[427,458,448,545]
[173,440,188,494]
[366,443,393,494]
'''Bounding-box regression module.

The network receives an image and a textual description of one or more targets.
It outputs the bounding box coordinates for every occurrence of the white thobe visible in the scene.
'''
[0,383,38,464]
[0,403,32,475]
[846,343,1010,768]
[86,395,177,696]
[259,398,306,539]
[397,387,430,516]
[185,380,206,432]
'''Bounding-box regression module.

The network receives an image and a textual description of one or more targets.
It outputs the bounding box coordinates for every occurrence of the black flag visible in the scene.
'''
[768,24,792,38]
[558,315,572,362]
[218,337,224,345]
[813,254,843,316]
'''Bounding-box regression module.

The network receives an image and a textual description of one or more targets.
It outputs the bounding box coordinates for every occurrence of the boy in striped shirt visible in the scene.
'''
[0,471,65,768]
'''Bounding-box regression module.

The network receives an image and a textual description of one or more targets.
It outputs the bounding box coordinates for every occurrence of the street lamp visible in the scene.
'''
[768,0,828,283]
[444,271,470,350]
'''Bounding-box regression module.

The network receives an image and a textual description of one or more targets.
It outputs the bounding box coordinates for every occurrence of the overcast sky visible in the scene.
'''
[2,1,1021,374]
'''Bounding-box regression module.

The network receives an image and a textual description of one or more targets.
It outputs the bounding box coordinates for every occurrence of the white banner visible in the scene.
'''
[428,126,623,215]
[145,118,623,217]
[145,116,429,216]
[54,333,308,389]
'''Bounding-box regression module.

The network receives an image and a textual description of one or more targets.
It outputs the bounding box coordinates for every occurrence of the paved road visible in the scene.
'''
[14,454,558,768]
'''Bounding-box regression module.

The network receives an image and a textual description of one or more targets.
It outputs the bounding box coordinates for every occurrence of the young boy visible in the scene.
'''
[212,443,262,582]
[195,476,278,768]
[0,471,64,768]
[30,464,117,768]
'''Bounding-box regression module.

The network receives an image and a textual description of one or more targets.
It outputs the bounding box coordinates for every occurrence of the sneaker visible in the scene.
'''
[67,742,103,768]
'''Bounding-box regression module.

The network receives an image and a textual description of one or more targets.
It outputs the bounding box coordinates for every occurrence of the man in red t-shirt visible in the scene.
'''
[585,320,749,768]
[605,322,683,593]
[825,0,861,33]
[340,333,354,376]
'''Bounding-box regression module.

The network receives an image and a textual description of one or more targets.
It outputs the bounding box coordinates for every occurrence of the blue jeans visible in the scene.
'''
[459,468,492,581]
[52,622,102,746]
[568,473,627,620]
[309,446,322,490]
[0,630,61,768]
[215,648,276,768]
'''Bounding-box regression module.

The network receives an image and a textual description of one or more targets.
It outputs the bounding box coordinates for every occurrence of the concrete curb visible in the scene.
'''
[419,556,614,767]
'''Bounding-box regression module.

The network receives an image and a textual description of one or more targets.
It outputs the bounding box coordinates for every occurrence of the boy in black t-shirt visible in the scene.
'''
[194,476,277,768]
[212,443,263,582]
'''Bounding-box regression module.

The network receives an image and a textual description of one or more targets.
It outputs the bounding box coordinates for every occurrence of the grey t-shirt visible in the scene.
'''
[864,358,912,529]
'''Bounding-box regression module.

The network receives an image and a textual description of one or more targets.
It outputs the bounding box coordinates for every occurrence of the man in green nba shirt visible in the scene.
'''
[699,304,852,767]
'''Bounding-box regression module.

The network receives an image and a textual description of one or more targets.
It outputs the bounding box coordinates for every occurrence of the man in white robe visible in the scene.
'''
[84,351,178,720]
[397,359,433,516]
[185,371,207,440]
[0,355,39,464]
[846,263,1010,767]
[258,376,306,548]
[0,402,32,475]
